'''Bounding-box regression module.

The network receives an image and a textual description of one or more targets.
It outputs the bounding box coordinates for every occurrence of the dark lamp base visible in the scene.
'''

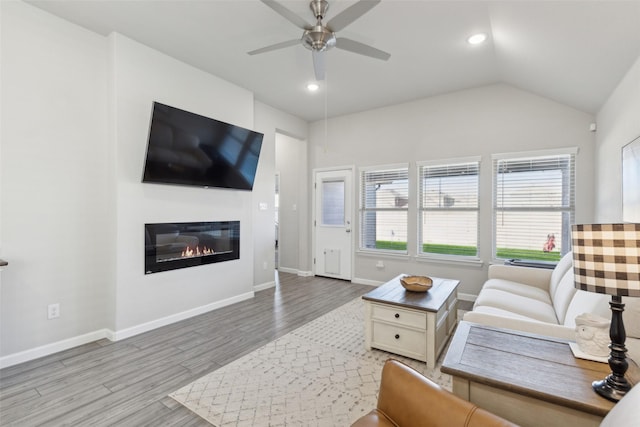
[593,295,632,403]
[592,376,630,402]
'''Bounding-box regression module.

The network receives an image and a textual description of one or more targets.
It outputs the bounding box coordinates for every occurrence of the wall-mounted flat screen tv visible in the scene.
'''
[142,102,263,190]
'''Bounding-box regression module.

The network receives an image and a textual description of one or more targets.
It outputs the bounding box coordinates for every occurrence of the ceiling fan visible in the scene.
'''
[248,0,390,81]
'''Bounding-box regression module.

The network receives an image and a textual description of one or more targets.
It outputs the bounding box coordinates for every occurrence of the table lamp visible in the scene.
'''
[572,223,640,402]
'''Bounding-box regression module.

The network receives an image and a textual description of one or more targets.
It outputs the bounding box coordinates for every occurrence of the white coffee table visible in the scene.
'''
[362,274,459,366]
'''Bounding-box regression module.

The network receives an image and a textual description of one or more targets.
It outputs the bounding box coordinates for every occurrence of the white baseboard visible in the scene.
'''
[276,267,313,277]
[0,329,110,369]
[351,277,383,286]
[254,280,276,292]
[0,291,256,369]
[110,291,255,341]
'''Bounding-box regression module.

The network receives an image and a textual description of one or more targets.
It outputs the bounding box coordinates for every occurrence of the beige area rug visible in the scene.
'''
[169,298,452,426]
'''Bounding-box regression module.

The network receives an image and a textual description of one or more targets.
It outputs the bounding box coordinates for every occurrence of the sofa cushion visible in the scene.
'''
[548,252,574,297]
[623,297,640,339]
[562,290,610,328]
[551,269,578,324]
[482,279,552,304]
[470,306,548,323]
[627,336,640,363]
[474,289,559,324]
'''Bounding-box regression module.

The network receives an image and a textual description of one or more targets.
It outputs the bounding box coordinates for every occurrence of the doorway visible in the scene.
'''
[313,168,353,280]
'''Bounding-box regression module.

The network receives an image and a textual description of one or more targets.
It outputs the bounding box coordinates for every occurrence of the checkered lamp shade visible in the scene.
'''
[571,223,640,297]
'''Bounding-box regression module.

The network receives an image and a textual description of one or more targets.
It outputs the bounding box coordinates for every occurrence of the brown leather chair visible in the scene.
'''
[352,359,519,427]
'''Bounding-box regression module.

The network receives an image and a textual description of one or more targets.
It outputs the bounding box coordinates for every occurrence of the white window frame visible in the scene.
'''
[417,156,481,262]
[492,147,577,263]
[358,164,410,255]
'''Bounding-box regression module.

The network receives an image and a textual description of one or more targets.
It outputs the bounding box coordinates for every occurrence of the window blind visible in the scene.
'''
[359,166,409,252]
[418,161,479,257]
[493,152,575,261]
[321,180,345,226]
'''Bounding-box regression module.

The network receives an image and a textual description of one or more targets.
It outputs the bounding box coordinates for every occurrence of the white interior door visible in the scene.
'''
[314,169,353,280]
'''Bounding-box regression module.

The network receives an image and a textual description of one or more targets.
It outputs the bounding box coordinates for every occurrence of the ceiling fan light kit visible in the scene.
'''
[250,0,390,81]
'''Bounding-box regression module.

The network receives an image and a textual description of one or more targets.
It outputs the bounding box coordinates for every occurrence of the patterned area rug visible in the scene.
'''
[169,298,452,426]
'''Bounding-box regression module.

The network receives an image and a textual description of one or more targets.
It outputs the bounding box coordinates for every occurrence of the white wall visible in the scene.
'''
[309,84,596,296]
[0,2,309,366]
[595,55,640,222]
[0,1,111,359]
[275,133,310,274]
[253,103,308,282]
[109,34,258,334]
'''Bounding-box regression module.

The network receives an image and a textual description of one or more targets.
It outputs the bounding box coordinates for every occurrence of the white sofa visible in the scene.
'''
[464,252,640,362]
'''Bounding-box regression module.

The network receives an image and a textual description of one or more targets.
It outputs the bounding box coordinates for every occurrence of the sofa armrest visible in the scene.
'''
[463,311,576,341]
[600,382,640,427]
[488,264,553,290]
[353,359,518,427]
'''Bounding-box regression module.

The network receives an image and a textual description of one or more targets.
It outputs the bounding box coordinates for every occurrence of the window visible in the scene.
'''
[360,165,409,252]
[493,149,576,262]
[321,179,345,226]
[418,159,480,258]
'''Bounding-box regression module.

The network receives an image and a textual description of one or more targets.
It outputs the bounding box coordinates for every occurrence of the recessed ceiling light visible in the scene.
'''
[467,33,487,45]
[306,83,320,92]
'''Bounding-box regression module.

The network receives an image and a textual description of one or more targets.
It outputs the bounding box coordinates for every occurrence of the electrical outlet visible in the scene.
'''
[48,303,60,319]
[263,261,268,270]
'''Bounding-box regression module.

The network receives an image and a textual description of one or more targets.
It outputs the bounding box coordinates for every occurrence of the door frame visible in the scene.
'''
[312,165,355,280]
[274,172,280,270]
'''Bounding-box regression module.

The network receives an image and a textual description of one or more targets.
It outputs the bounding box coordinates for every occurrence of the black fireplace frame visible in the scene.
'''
[145,221,240,274]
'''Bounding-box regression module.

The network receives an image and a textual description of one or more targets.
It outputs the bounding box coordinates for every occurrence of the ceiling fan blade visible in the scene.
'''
[312,50,325,81]
[326,0,381,32]
[335,37,390,61]
[248,39,300,56]
[260,0,311,30]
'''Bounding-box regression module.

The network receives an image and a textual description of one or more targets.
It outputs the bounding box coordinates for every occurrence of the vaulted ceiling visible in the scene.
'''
[27,0,640,122]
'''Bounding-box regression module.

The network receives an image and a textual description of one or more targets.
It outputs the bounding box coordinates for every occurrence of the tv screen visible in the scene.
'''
[142,102,263,190]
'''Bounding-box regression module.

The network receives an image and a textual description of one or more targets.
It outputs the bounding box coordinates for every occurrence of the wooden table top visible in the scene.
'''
[442,321,640,417]
[362,274,459,312]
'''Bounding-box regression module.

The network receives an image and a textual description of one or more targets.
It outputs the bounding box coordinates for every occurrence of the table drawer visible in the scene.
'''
[371,303,426,329]
[371,321,427,359]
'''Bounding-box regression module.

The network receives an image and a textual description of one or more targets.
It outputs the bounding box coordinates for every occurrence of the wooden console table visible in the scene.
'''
[362,275,459,367]
[442,321,640,427]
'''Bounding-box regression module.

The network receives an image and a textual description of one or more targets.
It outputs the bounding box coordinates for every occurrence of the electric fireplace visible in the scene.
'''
[145,221,240,274]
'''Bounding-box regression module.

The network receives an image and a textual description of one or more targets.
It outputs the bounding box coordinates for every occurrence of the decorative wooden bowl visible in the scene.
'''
[400,275,433,292]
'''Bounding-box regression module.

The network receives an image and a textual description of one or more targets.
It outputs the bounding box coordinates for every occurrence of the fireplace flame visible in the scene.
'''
[181,245,214,258]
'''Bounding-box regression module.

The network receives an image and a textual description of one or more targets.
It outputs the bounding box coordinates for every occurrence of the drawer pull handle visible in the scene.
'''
[394,313,400,319]
[395,334,400,339]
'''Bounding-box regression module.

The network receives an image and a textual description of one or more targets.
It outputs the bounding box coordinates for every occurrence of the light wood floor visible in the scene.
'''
[0,272,373,426]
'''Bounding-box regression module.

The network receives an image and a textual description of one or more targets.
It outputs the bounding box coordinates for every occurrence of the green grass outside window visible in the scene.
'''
[422,244,477,256]
[373,241,561,262]
[373,241,407,251]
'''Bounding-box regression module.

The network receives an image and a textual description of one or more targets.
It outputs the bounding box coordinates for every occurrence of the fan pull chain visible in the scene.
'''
[324,70,328,153]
